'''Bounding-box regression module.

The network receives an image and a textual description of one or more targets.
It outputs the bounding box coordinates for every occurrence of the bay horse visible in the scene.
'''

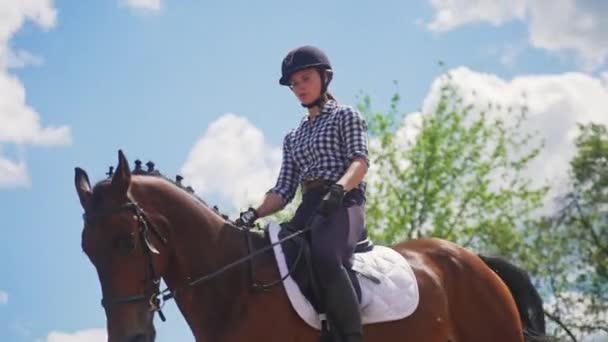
[76,151,550,342]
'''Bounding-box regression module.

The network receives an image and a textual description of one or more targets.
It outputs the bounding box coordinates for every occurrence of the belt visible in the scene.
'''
[300,179,331,194]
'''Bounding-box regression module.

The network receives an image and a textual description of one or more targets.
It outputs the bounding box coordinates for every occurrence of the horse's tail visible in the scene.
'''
[478,255,557,342]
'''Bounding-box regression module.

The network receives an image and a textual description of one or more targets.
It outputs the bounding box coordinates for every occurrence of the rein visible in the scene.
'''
[83,198,311,322]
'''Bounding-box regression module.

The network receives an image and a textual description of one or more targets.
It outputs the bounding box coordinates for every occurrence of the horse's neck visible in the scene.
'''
[137,179,255,339]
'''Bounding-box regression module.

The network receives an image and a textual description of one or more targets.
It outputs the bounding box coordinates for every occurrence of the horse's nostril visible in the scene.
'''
[128,334,147,342]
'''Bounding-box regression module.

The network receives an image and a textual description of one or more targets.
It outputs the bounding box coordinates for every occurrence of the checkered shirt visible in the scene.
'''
[268,100,369,204]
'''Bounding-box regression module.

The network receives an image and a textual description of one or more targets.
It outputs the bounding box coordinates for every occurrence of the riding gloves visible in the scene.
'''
[236,207,258,226]
[318,183,345,217]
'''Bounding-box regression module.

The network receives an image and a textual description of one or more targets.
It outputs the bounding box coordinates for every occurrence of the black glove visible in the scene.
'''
[236,207,258,227]
[317,183,345,217]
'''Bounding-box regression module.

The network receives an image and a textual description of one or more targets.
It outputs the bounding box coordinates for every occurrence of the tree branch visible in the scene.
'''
[544,310,578,342]
[574,198,608,257]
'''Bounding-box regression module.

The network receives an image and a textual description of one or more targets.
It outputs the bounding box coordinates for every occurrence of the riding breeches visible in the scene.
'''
[289,186,367,285]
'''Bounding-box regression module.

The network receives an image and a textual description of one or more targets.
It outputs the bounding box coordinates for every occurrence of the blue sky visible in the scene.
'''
[1,1,607,341]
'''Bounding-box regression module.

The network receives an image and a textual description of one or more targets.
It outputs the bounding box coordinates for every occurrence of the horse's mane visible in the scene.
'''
[92,159,233,222]
[91,159,269,246]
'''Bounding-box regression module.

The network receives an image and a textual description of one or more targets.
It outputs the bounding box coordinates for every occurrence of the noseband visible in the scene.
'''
[83,199,169,321]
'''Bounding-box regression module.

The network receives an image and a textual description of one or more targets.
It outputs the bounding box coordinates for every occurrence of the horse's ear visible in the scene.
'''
[75,167,92,210]
[111,150,131,196]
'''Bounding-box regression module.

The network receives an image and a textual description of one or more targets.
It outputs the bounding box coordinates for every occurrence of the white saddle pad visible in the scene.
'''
[268,222,419,330]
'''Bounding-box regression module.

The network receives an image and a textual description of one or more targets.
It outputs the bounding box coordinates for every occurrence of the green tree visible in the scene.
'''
[358,75,606,339]
[528,123,608,340]
[358,76,547,258]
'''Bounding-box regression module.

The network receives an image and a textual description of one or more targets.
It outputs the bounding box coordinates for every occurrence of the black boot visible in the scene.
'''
[322,266,363,342]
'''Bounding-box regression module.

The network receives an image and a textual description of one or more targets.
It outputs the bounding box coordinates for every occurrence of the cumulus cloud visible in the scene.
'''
[44,329,106,342]
[0,290,8,305]
[0,0,71,189]
[0,156,29,188]
[181,114,282,212]
[426,0,608,70]
[0,72,71,145]
[415,67,608,207]
[427,0,527,32]
[7,49,43,69]
[121,0,161,12]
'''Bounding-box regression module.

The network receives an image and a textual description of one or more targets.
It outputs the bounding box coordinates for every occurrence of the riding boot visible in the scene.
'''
[322,266,363,342]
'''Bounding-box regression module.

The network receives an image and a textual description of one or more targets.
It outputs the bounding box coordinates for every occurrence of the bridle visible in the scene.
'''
[82,196,311,322]
[83,198,169,321]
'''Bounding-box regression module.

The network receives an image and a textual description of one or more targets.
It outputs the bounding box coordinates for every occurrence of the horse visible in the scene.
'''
[75,151,551,342]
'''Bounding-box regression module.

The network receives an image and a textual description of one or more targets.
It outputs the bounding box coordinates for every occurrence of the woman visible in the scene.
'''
[236,45,369,342]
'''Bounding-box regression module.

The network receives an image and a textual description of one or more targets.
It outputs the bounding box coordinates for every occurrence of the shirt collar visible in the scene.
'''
[305,100,337,122]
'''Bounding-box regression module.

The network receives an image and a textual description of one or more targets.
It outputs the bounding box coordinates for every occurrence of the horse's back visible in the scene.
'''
[375,237,524,342]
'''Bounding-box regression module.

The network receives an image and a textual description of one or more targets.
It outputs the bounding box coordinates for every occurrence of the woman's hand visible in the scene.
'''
[318,183,345,216]
[235,207,258,226]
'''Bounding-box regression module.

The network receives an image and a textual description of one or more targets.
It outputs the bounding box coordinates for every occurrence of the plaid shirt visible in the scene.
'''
[269,100,369,204]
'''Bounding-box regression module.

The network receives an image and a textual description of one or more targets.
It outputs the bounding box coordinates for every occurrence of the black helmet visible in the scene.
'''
[279,45,332,86]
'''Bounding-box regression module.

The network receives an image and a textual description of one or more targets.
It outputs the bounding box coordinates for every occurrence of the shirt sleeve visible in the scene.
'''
[267,132,301,204]
[340,107,370,166]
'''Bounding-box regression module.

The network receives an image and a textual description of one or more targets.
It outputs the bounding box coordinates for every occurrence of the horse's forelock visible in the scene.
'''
[89,179,114,210]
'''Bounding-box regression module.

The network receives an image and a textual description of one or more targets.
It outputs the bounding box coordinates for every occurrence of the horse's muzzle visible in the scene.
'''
[108,332,155,342]
[126,333,154,342]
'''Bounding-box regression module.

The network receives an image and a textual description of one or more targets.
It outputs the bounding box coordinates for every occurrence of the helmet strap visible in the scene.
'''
[301,70,331,109]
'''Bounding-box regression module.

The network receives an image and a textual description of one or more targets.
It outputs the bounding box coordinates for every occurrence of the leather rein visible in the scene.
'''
[83,198,309,322]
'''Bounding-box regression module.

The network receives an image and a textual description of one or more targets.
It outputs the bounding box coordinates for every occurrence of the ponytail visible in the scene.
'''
[326,92,337,102]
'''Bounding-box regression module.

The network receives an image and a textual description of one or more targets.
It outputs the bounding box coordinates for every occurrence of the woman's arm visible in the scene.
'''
[336,158,368,192]
[256,132,300,218]
[255,192,287,218]
[337,106,370,192]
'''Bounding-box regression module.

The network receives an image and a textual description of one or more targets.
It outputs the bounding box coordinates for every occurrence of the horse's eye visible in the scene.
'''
[112,233,136,252]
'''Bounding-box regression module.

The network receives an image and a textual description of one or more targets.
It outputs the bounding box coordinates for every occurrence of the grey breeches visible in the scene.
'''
[289,187,366,285]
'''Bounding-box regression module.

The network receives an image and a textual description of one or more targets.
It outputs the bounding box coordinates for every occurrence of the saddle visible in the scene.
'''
[273,222,374,312]
[267,222,420,330]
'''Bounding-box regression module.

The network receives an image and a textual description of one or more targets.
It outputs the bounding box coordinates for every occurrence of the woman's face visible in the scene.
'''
[289,68,322,105]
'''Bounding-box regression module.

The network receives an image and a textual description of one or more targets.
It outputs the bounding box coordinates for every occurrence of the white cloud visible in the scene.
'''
[427,0,527,32]
[0,156,29,188]
[0,290,8,305]
[0,72,71,145]
[417,67,608,207]
[181,114,282,212]
[426,0,608,70]
[45,329,106,342]
[121,0,161,12]
[7,49,43,69]
[0,0,71,189]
